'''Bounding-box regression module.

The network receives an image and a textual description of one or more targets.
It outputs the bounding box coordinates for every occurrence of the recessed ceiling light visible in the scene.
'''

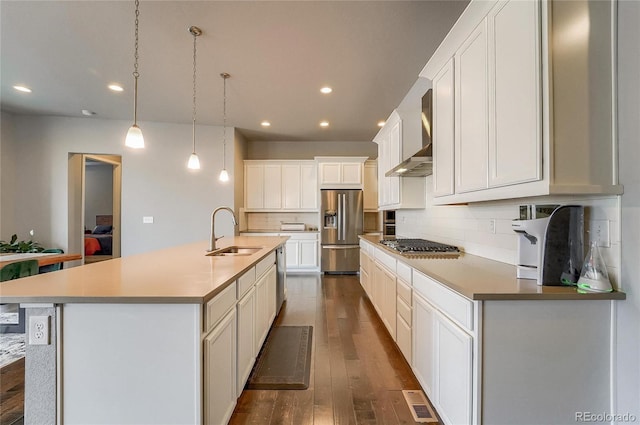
[320,86,332,94]
[320,121,329,128]
[82,109,97,116]
[108,84,124,92]
[377,121,385,127]
[13,85,32,93]
[261,121,271,127]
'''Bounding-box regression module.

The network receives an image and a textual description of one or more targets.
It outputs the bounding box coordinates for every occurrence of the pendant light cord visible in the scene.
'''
[192,30,197,153]
[222,73,228,170]
[132,0,140,125]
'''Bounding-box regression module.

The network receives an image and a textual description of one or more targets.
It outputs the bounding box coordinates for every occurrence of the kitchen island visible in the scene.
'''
[359,235,625,425]
[0,236,288,425]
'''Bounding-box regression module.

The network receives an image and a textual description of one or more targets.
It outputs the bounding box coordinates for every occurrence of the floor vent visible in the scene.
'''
[402,390,438,423]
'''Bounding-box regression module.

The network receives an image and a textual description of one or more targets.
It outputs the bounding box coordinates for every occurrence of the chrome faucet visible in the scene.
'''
[209,207,238,252]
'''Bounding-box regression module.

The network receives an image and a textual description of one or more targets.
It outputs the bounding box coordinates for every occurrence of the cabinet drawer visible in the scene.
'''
[397,295,412,325]
[256,251,276,278]
[396,261,412,284]
[396,278,412,304]
[205,281,237,332]
[374,248,396,273]
[413,270,473,332]
[237,267,256,298]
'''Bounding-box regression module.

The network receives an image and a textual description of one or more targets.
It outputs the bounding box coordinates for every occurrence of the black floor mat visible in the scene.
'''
[246,325,313,390]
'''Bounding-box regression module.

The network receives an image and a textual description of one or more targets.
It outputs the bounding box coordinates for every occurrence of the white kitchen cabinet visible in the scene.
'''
[363,160,378,211]
[487,0,541,188]
[241,232,319,272]
[245,164,265,210]
[316,157,367,189]
[374,111,425,210]
[381,265,397,340]
[396,274,412,365]
[236,286,256,397]
[421,0,621,204]
[254,265,271,350]
[204,308,237,425]
[282,233,318,271]
[454,19,489,194]
[434,309,473,425]
[244,161,317,211]
[432,58,455,198]
[413,291,436,398]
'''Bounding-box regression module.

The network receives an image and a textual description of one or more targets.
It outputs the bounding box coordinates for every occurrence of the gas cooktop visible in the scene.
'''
[379,238,460,258]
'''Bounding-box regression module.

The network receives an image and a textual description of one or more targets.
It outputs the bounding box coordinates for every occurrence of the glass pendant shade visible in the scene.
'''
[219,168,229,182]
[125,124,145,149]
[187,153,200,170]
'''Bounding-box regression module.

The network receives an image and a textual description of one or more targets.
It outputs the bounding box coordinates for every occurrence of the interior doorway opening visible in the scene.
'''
[68,154,122,264]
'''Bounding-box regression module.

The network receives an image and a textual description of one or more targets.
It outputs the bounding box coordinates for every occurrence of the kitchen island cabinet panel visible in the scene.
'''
[62,303,202,424]
[204,308,237,425]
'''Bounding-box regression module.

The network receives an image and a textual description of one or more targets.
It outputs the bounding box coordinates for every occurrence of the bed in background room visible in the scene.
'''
[84,215,113,261]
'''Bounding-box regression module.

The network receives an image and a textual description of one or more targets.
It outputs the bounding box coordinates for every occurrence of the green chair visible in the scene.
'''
[0,259,39,334]
[39,248,64,273]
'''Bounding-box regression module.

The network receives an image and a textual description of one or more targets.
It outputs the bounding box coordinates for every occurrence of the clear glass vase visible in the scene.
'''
[577,241,612,293]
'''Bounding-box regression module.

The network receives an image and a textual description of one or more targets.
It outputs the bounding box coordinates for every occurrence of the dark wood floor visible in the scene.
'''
[230,274,439,425]
[0,357,24,425]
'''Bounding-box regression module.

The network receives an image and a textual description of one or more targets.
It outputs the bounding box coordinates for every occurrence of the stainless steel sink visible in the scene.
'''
[206,246,262,257]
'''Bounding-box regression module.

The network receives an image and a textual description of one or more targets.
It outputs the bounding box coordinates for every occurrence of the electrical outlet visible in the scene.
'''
[29,315,50,345]
[489,219,496,234]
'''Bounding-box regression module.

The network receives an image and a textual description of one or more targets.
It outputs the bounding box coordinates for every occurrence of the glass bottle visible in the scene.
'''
[577,240,612,293]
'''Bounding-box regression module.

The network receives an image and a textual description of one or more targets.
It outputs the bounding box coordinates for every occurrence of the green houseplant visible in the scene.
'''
[0,234,44,253]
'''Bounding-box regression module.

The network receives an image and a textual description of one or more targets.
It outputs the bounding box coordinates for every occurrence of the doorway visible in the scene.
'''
[68,154,122,264]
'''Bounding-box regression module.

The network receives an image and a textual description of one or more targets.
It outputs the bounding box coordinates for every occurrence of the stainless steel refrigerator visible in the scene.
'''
[321,189,363,273]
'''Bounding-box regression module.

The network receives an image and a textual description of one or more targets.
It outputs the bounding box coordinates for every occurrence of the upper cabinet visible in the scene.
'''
[420,0,622,205]
[244,160,317,212]
[374,111,426,210]
[316,157,367,189]
[363,160,378,211]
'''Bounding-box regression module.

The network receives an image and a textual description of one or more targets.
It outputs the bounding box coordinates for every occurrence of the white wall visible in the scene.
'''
[616,0,640,419]
[84,162,113,230]
[0,113,238,256]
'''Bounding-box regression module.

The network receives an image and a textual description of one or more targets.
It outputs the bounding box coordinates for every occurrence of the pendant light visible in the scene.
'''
[219,73,230,182]
[125,0,144,149]
[187,26,202,170]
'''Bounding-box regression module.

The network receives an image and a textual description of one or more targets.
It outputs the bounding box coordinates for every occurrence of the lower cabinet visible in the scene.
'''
[236,287,256,397]
[204,308,237,425]
[434,309,473,425]
[413,292,436,397]
[284,234,319,271]
[413,290,473,425]
[255,264,276,349]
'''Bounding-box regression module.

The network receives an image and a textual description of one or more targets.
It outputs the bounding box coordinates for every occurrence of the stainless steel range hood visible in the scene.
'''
[385,144,433,177]
[386,88,433,177]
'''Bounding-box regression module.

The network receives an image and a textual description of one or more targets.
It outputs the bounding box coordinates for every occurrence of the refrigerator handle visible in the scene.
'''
[342,194,346,241]
[337,194,342,241]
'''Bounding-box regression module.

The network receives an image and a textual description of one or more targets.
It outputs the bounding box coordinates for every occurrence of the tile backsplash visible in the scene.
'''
[396,178,621,287]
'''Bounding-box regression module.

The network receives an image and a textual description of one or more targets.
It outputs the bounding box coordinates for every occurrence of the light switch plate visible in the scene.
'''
[590,219,610,248]
[143,216,154,224]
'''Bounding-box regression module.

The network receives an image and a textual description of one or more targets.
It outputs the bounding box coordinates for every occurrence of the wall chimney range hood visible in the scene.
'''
[386,88,433,177]
[385,144,433,177]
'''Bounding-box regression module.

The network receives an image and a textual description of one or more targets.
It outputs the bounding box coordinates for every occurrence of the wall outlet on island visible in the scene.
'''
[29,315,50,345]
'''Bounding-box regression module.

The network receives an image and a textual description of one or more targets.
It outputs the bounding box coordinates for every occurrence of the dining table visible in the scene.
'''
[0,252,82,269]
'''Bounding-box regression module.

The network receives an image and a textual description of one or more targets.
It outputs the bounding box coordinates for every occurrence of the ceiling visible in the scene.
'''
[0,1,468,142]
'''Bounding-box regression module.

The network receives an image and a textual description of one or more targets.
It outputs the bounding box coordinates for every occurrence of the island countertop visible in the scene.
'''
[359,235,626,301]
[0,236,288,304]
